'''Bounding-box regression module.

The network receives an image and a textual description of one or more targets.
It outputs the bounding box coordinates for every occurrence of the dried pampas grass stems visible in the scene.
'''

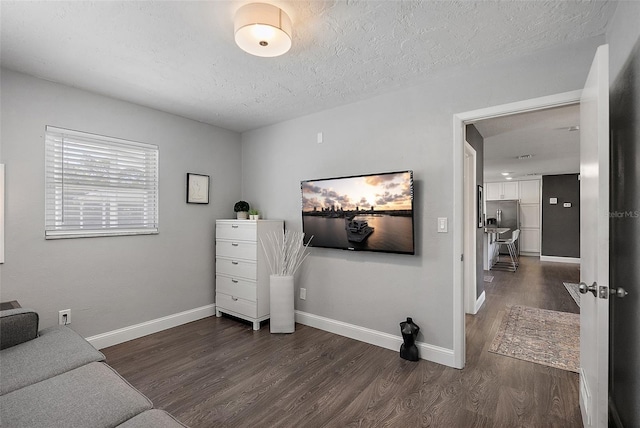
[260,230,312,276]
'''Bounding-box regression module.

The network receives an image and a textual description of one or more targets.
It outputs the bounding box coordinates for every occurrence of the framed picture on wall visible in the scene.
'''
[477,185,483,228]
[187,173,210,204]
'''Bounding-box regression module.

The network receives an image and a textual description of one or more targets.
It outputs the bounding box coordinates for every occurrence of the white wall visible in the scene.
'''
[0,69,242,338]
[241,36,604,351]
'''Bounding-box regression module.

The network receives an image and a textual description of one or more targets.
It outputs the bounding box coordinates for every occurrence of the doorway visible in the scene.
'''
[452,90,582,369]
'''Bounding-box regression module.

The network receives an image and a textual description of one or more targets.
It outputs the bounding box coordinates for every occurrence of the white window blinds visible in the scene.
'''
[45,126,159,239]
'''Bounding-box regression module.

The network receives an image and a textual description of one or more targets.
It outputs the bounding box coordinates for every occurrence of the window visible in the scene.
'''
[45,126,159,239]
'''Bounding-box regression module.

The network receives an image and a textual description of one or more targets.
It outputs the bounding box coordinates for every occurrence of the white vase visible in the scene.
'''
[269,275,295,333]
[250,214,260,220]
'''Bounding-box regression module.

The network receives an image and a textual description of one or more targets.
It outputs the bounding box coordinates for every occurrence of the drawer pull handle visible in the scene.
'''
[232,261,239,265]
[232,297,238,301]
[232,243,239,247]
[232,225,239,229]
[232,279,238,283]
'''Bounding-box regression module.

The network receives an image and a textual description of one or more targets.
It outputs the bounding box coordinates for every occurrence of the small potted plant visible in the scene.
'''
[249,208,260,220]
[234,201,250,220]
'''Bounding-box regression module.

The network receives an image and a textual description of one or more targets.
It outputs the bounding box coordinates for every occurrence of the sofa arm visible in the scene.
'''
[0,308,39,350]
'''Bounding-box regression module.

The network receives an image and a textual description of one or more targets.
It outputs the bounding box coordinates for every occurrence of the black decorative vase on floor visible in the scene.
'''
[400,317,420,361]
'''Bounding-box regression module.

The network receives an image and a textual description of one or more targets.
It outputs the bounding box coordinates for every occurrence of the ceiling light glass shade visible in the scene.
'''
[234,3,292,57]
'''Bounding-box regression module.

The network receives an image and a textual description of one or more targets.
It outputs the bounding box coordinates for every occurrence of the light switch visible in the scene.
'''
[563,202,572,208]
[550,198,558,205]
[317,132,323,144]
[438,217,448,233]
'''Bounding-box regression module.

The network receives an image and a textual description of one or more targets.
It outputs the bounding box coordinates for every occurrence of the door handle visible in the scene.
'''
[579,282,628,299]
[608,287,628,299]
[579,282,598,297]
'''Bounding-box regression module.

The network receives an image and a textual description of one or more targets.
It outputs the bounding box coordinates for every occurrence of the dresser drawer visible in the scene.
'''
[216,221,257,241]
[216,239,257,261]
[216,275,256,302]
[216,258,257,280]
[216,292,257,318]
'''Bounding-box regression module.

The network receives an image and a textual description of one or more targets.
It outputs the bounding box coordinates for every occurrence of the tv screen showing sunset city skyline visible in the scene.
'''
[301,170,414,254]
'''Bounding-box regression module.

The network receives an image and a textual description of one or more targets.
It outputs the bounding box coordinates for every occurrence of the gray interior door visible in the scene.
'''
[609,37,640,428]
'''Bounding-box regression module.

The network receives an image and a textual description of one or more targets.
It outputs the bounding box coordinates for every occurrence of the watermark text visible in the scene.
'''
[609,210,640,218]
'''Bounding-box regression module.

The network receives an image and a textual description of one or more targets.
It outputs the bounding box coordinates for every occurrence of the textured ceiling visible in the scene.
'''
[475,104,581,182]
[0,1,617,132]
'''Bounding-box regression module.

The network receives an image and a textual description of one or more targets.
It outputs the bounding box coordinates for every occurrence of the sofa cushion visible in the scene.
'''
[0,325,105,395]
[0,308,39,350]
[0,362,153,428]
[117,409,188,428]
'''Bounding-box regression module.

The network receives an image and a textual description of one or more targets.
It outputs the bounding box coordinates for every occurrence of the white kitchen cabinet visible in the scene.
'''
[485,181,519,200]
[519,180,541,204]
[518,179,541,256]
[485,182,501,200]
[502,181,519,199]
[485,180,540,255]
[519,228,541,253]
[519,203,541,256]
[215,219,284,330]
[520,204,540,228]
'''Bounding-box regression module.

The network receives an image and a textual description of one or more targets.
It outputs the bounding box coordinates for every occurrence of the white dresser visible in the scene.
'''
[215,219,284,330]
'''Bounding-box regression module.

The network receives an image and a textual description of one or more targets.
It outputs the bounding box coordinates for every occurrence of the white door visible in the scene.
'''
[579,44,609,428]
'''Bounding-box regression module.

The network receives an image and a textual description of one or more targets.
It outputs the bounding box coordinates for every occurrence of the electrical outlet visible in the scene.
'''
[300,288,307,300]
[58,309,71,325]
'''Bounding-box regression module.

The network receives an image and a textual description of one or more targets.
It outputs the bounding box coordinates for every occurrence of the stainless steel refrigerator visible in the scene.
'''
[486,200,520,255]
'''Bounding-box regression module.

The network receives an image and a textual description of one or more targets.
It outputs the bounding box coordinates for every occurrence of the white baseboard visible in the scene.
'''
[295,310,455,368]
[86,304,216,350]
[519,251,540,257]
[540,255,581,264]
[474,291,486,313]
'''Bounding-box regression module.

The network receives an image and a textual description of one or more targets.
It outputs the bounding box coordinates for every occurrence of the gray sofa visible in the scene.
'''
[0,308,187,428]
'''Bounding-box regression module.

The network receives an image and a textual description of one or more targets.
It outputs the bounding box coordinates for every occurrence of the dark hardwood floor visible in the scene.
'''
[103,256,582,427]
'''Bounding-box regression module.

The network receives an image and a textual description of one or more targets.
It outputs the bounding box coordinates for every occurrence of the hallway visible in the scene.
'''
[465,256,582,426]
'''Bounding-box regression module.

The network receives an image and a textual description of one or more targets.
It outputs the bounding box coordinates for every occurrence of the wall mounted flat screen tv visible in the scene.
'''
[301,170,414,255]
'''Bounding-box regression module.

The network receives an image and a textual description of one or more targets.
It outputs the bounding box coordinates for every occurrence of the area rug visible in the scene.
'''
[484,275,494,283]
[489,305,580,373]
[563,282,581,308]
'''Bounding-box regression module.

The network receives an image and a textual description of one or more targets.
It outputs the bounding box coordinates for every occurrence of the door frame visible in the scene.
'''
[463,141,478,314]
[452,89,582,369]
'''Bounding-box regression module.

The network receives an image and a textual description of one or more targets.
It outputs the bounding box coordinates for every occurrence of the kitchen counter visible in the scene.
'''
[484,227,510,234]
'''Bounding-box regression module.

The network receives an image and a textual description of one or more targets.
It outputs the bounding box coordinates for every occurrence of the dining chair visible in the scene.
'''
[491,229,520,272]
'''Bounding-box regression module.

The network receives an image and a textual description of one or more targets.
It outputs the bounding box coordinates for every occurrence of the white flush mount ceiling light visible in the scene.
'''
[234,3,292,57]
